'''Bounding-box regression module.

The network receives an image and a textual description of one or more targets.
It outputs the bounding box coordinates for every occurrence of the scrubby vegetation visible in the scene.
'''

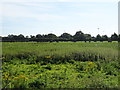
[2,41,119,89]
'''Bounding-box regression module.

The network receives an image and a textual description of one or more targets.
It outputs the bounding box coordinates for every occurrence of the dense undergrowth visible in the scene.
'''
[2,41,119,89]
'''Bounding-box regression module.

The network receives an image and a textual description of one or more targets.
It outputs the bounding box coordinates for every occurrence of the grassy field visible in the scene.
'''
[2,41,119,89]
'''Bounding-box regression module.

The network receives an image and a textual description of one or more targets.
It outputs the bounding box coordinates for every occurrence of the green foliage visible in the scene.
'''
[2,41,119,89]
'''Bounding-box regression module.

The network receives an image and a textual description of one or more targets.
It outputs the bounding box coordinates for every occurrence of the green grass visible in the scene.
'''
[2,41,118,58]
[2,41,119,89]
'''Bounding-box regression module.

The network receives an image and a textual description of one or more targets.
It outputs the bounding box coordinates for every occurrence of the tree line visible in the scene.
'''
[1,31,120,42]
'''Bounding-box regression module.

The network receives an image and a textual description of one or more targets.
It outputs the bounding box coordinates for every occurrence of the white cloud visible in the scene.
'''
[3,3,65,21]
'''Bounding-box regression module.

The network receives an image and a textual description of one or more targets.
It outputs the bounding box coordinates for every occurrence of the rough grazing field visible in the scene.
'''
[2,41,119,89]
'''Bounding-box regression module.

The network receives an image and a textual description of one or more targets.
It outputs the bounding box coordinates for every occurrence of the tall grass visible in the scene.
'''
[2,41,119,89]
[2,41,118,58]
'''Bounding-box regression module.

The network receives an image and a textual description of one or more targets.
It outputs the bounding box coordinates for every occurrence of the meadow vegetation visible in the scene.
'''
[2,41,119,89]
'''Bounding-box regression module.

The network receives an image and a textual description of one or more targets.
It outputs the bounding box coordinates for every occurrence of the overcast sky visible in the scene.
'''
[0,0,119,37]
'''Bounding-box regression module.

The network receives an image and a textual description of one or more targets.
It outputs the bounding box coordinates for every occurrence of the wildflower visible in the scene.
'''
[84,62,97,72]
[88,62,94,66]
[19,75,28,80]
[19,75,25,78]
[25,77,28,80]
[45,56,51,59]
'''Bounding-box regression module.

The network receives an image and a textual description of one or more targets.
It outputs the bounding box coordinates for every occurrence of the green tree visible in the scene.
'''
[84,34,91,41]
[18,34,24,39]
[102,35,108,41]
[30,35,35,39]
[111,33,118,41]
[36,34,42,38]
[118,34,120,42]
[59,33,73,40]
[45,33,57,39]
[73,31,85,41]
[95,34,102,41]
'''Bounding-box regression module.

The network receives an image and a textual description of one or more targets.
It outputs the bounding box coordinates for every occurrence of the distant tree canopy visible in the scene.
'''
[111,33,118,41]
[59,33,73,40]
[1,31,119,42]
[44,33,57,39]
[74,31,85,41]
